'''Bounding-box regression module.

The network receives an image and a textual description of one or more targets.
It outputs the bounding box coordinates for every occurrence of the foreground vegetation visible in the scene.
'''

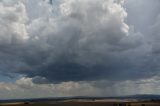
[0,100,160,106]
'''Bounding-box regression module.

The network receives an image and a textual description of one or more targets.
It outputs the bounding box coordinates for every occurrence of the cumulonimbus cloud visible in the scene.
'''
[0,0,159,84]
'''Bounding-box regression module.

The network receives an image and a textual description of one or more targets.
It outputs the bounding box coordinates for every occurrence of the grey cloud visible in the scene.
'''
[19,0,138,83]
[0,0,160,84]
[125,0,160,33]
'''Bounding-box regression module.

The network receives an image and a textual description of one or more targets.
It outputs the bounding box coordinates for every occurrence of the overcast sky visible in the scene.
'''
[0,0,160,99]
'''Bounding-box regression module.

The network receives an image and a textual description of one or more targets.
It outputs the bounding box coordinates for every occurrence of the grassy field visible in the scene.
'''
[0,100,160,106]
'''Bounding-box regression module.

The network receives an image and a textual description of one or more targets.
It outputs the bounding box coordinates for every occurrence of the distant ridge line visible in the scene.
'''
[1,94,160,103]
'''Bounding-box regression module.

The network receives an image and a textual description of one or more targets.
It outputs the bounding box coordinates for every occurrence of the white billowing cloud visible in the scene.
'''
[0,0,28,44]
[0,0,140,83]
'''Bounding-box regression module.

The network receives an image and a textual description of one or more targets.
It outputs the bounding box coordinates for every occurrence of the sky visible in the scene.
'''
[0,0,160,99]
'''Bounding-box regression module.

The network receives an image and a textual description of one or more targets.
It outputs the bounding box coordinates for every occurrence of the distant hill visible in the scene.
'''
[1,94,160,103]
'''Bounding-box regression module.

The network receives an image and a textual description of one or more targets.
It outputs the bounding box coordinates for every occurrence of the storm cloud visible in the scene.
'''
[0,0,160,84]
